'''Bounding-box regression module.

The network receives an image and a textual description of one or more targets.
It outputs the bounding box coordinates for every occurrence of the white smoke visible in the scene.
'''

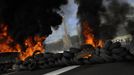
[60,0,78,36]
[45,0,79,44]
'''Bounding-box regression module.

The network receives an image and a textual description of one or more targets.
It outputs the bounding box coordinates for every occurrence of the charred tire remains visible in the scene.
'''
[1,41,134,72]
[15,41,134,71]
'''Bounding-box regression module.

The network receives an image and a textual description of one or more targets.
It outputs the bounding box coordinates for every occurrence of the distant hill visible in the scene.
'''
[45,39,64,52]
[45,35,80,52]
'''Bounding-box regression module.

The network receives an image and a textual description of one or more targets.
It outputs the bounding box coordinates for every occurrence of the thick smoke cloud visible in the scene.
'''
[0,0,67,45]
[75,0,104,39]
[101,0,131,39]
[76,0,132,40]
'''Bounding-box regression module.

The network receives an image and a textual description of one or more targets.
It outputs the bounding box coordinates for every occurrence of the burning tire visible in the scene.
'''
[95,48,100,56]
[80,44,95,51]
[112,54,124,61]
[33,50,42,57]
[44,52,54,59]
[103,40,113,50]
[7,40,134,71]
[27,60,36,71]
[90,55,105,64]
[69,48,81,53]
[100,53,114,62]
[37,58,46,69]
[61,57,72,66]
[0,65,4,72]
[63,51,74,59]
[111,48,126,54]
[23,57,37,71]
[0,64,8,73]
[125,55,134,60]
[109,42,121,50]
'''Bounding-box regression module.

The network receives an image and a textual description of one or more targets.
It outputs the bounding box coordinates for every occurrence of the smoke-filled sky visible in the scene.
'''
[45,0,134,44]
[45,0,78,43]
[0,0,68,46]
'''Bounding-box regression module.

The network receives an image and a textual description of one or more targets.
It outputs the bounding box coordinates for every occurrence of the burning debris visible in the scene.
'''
[0,24,46,73]
[0,0,134,74]
[82,21,104,48]
[0,24,45,61]
[76,0,104,39]
[0,0,68,73]
[0,40,134,73]
[8,41,134,72]
[0,26,134,73]
[75,0,105,48]
[76,0,134,40]
[0,0,67,46]
[0,52,19,73]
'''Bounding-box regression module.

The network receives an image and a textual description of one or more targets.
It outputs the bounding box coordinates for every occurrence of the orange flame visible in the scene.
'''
[82,54,92,59]
[0,24,21,53]
[19,36,45,61]
[0,24,45,61]
[82,21,104,48]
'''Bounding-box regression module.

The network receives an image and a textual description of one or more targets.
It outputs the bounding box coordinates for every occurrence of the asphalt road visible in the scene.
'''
[2,61,134,75]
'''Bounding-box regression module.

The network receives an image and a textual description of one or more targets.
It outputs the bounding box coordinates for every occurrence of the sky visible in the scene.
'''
[128,0,134,3]
[45,0,78,43]
[128,0,134,6]
[45,0,134,44]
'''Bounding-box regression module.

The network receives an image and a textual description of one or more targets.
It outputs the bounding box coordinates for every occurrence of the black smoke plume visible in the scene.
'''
[76,0,133,40]
[101,0,131,39]
[75,0,104,39]
[0,0,67,46]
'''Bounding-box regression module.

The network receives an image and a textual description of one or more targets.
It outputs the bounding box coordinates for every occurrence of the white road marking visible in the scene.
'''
[43,65,80,75]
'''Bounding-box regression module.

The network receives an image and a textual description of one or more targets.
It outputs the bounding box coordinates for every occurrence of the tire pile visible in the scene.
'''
[16,40,134,71]
[0,52,19,73]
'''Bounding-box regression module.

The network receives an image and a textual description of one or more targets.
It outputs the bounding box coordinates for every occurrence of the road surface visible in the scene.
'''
[2,61,134,75]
